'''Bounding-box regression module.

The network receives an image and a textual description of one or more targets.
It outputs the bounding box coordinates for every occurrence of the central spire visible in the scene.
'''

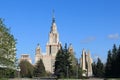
[52,10,55,23]
[50,10,57,33]
[48,10,59,44]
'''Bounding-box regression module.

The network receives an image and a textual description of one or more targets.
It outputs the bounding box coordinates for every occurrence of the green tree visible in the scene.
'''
[111,44,118,77]
[69,53,78,78]
[96,58,104,77]
[112,44,117,61]
[34,59,46,77]
[105,50,112,77]
[0,18,16,78]
[92,61,97,77]
[54,44,72,78]
[92,58,104,78]
[105,44,120,78]
[111,44,120,78]
[105,44,118,77]
[70,59,78,78]
[64,44,72,78]
[19,60,34,78]
[116,45,120,77]
[78,65,83,79]
[54,46,63,78]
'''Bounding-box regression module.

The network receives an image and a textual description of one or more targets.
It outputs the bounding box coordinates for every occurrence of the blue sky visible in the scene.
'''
[0,0,120,63]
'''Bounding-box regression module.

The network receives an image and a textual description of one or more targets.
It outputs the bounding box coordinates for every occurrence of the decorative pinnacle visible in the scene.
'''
[52,9,55,23]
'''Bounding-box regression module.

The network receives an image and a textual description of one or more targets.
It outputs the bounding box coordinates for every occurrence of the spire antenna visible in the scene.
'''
[52,9,55,23]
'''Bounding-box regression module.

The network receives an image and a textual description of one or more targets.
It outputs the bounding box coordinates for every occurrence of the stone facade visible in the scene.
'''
[35,16,61,73]
[80,49,93,77]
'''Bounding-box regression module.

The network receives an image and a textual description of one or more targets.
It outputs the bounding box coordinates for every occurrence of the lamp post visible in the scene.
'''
[76,58,79,79]
[17,66,21,78]
[67,66,69,78]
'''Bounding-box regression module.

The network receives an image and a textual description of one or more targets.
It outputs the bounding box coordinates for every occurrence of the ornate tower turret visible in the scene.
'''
[35,44,42,63]
[36,44,41,55]
[68,43,74,54]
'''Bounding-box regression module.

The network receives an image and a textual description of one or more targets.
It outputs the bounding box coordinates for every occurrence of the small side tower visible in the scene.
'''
[80,49,93,77]
[68,43,74,54]
[35,44,42,64]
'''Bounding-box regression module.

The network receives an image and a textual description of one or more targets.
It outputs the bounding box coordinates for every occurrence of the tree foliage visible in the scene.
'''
[105,44,120,78]
[0,18,16,78]
[34,59,46,77]
[92,58,105,78]
[54,43,82,78]
[105,50,112,77]
[54,44,72,78]
[19,60,34,78]
[69,52,78,78]
[92,62,97,77]
[0,19,16,67]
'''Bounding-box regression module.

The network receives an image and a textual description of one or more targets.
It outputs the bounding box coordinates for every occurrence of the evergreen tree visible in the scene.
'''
[68,50,78,78]
[54,46,64,78]
[70,58,78,78]
[78,65,83,79]
[64,44,72,78]
[105,50,112,77]
[54,44,72,78]
[0,19,16,67]
[96,58,104,77]
[112,44,120,77]
[19,60,34,78]
[111,44,118,77]
[34,59,46,77]
[116,45,120,77]
[0,19,16,78]
[112,44,117,61]
[92,61,97,77]
[92,58,104,78]
[105,44,120,78]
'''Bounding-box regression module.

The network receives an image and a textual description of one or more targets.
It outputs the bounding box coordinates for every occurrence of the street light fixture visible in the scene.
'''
[67,66,69,78]
[76,58,79,79]
[17,66,21,78]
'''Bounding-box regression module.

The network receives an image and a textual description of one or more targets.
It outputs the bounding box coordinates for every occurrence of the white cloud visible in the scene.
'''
[108,33,120,39]
[80,36,96,43]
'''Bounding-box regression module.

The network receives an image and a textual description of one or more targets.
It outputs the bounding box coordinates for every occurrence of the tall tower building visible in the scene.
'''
[35,12,61,73]
[46,14,61,57]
